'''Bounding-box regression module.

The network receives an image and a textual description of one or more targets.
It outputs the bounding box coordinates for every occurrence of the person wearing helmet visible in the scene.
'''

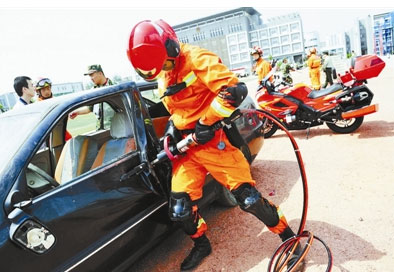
[250,46,272,85]
[35,78,53,101]
[35,77,72,141]
[127,20,301,271]
[307,47,321,90]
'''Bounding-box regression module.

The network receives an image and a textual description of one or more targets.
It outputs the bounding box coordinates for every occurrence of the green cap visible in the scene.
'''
[84,64,103,75]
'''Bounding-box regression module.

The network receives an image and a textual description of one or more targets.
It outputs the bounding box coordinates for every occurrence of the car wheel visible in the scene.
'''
[216,185,238,207]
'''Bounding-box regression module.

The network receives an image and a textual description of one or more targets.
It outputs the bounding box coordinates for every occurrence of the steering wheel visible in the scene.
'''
[27,163,59,187]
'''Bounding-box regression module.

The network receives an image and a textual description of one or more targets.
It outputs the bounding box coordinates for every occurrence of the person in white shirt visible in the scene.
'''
[322,51,335,88]
[13,76,36,110]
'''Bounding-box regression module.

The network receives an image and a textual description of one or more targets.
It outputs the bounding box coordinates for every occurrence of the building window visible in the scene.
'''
[280,25,289,34]
[271,37,280,46]
[259,29,268,39]
[193,32,206,42]
[282,44,291,54]
[291,33,300,42]
[292,43,302,51]
[269,27,278,36]
[239,42,248,52]
[261,39,270,48]
[272,46,281,56]
[251,41,259,48]
[231,54,239,63]
[290,22,300,32]
[237,33,247,43]
[229,23,242,33]
[250,31,258,41]
[240,52,249,61]
[229,45,238,53]
[228,35,237,45]
[263,48,271,57]
[281,35,290,44]
[179,36,189,43]
[210,27,224,38]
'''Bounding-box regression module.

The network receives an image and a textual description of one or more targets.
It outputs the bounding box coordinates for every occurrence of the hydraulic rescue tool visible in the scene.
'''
[152,109,243,165]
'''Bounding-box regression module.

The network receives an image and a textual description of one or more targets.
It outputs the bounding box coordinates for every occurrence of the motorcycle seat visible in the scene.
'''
[307,84,342,99]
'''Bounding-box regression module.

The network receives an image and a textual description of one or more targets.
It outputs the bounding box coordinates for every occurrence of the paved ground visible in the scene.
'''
[131,57,394,272]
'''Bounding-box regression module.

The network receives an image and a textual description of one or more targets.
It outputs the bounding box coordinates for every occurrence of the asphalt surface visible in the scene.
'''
[130,57,394,272]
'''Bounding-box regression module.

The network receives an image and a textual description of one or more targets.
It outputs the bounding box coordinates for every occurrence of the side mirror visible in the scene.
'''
[8,208,56,254]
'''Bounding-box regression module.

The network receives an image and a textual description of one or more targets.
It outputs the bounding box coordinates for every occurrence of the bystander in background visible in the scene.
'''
[13,76,35,109]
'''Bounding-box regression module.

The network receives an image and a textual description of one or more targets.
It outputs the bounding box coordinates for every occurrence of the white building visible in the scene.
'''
[304,31,320,54]
[51,82,84,96]
[320,33,347,58]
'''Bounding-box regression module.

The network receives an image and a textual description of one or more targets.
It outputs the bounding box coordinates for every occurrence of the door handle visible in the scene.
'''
[120,162,148,182]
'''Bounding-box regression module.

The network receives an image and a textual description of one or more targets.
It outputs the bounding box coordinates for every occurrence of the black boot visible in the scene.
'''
[279,227,303,270]
[181,235,212,271]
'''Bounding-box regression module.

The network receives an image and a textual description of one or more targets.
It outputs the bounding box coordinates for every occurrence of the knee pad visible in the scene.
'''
[169,192,193,221]
[169,192,199,235]
[232,184,279,227]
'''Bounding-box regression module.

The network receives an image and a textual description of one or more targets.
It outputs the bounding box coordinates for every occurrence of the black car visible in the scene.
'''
[0,81,264,271]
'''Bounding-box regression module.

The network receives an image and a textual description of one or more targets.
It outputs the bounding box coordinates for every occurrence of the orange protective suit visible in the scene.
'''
[158,43,288,237]
[255,57,272,83]
[308,53,321,90]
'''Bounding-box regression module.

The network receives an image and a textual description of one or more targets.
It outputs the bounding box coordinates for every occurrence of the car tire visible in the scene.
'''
[216,185,238,207]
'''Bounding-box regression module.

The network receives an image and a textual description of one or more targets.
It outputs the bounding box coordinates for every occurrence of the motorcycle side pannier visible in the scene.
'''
[350,55,385,80]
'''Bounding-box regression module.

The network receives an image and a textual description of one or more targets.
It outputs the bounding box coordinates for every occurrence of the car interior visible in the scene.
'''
[25,89,171,198]
[25,96,136,196]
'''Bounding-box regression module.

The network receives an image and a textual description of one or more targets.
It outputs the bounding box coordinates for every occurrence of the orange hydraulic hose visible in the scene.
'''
[241,109,333,272]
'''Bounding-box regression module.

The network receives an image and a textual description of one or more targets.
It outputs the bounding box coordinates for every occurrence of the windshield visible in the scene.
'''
[0,111,43,173]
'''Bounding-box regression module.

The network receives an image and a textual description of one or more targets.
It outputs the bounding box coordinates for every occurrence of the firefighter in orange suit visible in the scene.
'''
[127,20,300,271]
[307,47,321,90]
[251,46,272,84]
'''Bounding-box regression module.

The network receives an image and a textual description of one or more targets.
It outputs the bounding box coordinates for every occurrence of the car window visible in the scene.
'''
[26,95,136,198]
[66,102,115,137]
[140,88,160,103]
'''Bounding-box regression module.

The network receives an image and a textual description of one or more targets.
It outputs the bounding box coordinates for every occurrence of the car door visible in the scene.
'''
[6,90,171,272]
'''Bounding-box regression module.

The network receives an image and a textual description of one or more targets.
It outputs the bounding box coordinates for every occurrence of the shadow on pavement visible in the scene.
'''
[268,120,394,140]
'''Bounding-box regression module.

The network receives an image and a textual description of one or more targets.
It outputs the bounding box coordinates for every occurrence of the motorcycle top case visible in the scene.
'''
[350,55,385,81]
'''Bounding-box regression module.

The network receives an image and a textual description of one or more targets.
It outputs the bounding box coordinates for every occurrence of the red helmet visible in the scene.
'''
[250,46,263,56]
[127,19,180,81]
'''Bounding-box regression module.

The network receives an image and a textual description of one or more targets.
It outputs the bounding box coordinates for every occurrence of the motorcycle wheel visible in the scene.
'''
[326,117,364,133]
[263,119,278,138]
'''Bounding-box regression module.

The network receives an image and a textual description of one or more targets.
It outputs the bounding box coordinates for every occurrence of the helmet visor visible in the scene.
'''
[36,78,52,89]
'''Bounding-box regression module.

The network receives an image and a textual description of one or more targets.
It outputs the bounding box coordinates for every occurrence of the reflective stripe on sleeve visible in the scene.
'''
[210,98,233,117]
[183,71,197,87]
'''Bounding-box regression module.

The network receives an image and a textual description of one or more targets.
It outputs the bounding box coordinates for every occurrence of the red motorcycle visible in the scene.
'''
[256,55,385,138]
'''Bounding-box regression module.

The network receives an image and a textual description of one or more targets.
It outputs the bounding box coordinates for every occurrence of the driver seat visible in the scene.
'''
[54,135,99,184]
[90,111,136,168]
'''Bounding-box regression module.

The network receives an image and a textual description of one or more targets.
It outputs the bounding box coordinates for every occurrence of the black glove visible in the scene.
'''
[163,120,182,145]
[194,121,215,145]
[218,82,248,107]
